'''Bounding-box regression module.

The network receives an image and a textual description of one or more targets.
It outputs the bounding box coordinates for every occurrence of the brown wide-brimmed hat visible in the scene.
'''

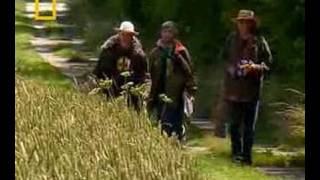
[233,9,257,22]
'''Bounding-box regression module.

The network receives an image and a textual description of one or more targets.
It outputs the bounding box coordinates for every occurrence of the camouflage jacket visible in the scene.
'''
[148,39,197,108]
[221,31,273,102]
[93,34,148,90]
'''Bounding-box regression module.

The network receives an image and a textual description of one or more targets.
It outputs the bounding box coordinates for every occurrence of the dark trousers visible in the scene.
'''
[127,93,142,112]
[227,100,259,161]
[157,102,185,141]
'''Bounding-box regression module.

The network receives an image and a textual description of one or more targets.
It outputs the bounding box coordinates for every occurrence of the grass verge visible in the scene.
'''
[186,135,280,180]
[15,1,71,88]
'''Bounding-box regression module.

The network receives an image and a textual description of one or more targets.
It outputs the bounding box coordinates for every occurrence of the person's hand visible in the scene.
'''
[260,62,270,71]
[240,64,254,75]
[240,62,269,72]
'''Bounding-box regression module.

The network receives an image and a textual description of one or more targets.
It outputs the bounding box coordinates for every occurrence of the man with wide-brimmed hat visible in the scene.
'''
[147,21,197,142]
[216,9,273,165]
[93,21,149,111]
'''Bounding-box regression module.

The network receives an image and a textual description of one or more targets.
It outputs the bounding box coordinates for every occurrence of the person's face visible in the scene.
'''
[160,28,175,43]
[236,19,254,35]
[119,31,134,48]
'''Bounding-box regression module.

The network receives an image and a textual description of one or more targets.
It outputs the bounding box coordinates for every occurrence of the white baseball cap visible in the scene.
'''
[114,21,139,35]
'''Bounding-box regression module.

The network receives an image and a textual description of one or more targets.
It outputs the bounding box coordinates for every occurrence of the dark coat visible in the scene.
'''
[93,34,148,96]
[148,39,197,109]
[221,31,273,102]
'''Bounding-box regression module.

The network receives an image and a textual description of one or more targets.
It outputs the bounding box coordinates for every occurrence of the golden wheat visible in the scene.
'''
[15,76,205,180]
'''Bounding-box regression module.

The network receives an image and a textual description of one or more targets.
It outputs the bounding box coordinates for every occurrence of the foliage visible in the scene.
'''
[271,89,305,146]
[67,0,304,68]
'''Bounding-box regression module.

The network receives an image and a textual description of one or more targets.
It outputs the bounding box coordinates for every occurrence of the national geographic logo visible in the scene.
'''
[34,0,57,20]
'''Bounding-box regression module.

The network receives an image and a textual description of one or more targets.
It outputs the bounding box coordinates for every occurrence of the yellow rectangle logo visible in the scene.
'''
[34,0,57,20]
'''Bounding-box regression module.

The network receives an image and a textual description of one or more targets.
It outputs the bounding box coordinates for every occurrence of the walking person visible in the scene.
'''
[220,10,273,165]
[93,21,149,112]
[147,21,197,141]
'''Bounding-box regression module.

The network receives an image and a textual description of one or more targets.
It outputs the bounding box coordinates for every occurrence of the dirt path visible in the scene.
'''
[25,2,68,21]
[30,37,96,77]
[257,167,305,180]
[26,2,97,79]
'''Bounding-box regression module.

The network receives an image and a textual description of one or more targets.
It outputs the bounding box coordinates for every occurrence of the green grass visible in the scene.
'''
[15,1,71,88]
[188,132,304,167]
[54,48,77,58]
[186,136,280,180]
[197,154,282,180]
[253,150,305,167]
[52,47,93,60]
[46,41,92,60]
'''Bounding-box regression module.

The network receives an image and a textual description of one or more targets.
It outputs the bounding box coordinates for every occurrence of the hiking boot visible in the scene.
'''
[232,155,243,164]
[241,154,252,166]
[241,158,252,166]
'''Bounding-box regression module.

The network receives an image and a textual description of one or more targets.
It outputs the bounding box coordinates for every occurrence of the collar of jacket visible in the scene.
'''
[100,34,145,57]
[101,34,142,51]
[156,39,186,55]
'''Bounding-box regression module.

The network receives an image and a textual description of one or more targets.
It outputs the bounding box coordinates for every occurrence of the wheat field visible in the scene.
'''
[15,75,205,180]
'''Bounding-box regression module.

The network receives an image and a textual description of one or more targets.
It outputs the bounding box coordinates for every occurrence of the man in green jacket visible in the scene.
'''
[220,10,273,165]
[147,21,197,141]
